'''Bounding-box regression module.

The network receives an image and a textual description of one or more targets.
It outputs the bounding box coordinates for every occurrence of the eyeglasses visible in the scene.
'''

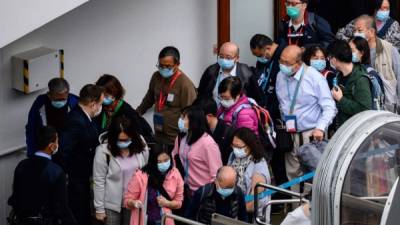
[231,144,246,149]
[285,1,303,7]
[156,63,175,70]
[218,54,236,60]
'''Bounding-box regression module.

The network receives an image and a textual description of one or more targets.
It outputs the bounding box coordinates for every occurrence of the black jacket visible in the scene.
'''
[8,155,77,225]
[197,62,254,100]
[211,120,234,165]
[278,12,335,48]
[59,106,99,178]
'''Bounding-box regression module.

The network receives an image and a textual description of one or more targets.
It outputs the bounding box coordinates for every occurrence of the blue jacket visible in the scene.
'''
[25,94,79,157]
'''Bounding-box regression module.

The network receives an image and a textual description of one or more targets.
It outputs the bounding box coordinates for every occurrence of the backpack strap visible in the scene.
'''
[308,12,317,32]
[377,18,395,38]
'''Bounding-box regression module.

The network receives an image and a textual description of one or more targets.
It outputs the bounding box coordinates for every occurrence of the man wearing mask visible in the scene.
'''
[276,45,337,192]
[137,46,197,147]
[278,0,335,48]
[188,166,248,224]
[26,78,78,157]
[59,84,104,225]
[353,14,400,113]
[197,42,253,103]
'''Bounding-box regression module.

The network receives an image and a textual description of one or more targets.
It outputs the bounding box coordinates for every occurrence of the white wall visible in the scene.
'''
[231,0,274,67]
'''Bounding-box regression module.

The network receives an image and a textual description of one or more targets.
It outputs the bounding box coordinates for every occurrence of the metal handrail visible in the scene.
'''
[161,213,206,225]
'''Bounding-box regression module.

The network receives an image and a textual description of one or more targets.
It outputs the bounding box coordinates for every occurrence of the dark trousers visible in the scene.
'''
[68,178,91,225]
[270,150,289,200]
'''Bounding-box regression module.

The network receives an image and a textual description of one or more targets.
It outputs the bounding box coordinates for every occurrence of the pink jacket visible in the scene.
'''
[124,168,184,225]
[218,95,259,135]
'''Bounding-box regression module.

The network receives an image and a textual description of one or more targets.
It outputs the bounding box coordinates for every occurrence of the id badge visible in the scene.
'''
[167,93,174,103]
[284,115,297,133]
[153,113,164,132]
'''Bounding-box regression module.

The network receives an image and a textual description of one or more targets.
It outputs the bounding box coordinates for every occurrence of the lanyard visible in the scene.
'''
[286,66,306,115]
[101,100,124,129]
[158,72,181,111]
[258,62,274,92]
[287,26,304,46]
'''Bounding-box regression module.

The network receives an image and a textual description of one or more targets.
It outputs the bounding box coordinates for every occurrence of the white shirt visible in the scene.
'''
[34,151,51,160]
[213,64,237,103]
[289,20,305,31]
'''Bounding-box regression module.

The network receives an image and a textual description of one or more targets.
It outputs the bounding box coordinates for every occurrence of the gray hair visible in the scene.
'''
[48,78,70,94]
[355,14,377,31]
[216,166,237,183]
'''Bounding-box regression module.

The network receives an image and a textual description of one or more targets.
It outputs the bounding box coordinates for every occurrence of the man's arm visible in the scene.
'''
[136,73,156,115]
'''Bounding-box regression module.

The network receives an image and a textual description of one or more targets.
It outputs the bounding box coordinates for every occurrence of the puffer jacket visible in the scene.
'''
[217,95,258,135]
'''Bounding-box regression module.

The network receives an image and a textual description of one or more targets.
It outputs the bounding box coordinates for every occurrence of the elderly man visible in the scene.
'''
[353,14,400,113]
[188,166,247,224]
[276,45,337,190]
[197,42,254,103]
[26,78,78,157]
[278,0,334,48]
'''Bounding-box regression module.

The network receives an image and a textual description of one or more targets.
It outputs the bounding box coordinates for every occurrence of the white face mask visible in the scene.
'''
[220,99,235,108]
[94,104,102,117]
[233,147,247,158]
[52,144,59,155]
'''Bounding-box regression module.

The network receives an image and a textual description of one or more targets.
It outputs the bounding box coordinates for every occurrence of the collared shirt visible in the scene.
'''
[289,20,305,31]
[276,64,337,132]
[34,151,52,160]
[213,64,237,103]
[79,104,92,122]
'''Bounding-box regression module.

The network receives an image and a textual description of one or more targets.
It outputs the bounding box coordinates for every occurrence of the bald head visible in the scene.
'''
[216,166,237,188]
[219,42,240,58]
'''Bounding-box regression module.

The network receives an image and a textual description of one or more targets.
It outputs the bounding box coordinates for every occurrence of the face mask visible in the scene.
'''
[178,118,188,133]
[352,52,360,63]
[217,187,235,198]
[257,56,269,64]
[51,100,67,109]
[279,64,294,76]
[158,160,171,173]
[353,32,366,39]
[103,96,114,106]
[376,10,390,21]
[159,68,175,78]
[233,147,247,159]
[218,57,235,70]
[52,145,59,155]
[117,140,132,149]
[94,104,102,117]
[310,59,326,72]
[329,59,337,70]
[286,6,301,19]
[220,99,235,108]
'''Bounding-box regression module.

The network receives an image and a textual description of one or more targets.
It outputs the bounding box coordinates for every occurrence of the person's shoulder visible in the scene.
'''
[30,94,48,109]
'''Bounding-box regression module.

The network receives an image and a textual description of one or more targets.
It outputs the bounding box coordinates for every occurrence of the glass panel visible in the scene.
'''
[341,122,400,225]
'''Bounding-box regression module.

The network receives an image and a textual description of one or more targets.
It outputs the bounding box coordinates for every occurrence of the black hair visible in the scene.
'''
[142,144,173,191]
[327,40,352,63]
[232,127,265,163]
[158,46,180,64]
[250,34,273,49]
[79,84,105,105]
[36,126,57,151]
[302,44,327,65]
[196,98,218,116]
[375,0,393,16]
[218,76,242,99]
[104,116,146,157]
[181,106,207,145]
[349,36,371,65]
[96,74,125,100]
[48,78,70,94]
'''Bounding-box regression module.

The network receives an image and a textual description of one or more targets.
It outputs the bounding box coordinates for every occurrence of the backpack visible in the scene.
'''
[231,100,277,161]
[363,66,385,110]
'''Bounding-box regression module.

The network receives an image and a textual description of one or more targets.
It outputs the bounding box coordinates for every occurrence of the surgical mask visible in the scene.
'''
[217,187,235,198]
[52,145,59,155]
[310,59,326,72]
[117,140,132,149]
[218,57,235,70]
[376,10,390,22]
[279,64,294,76]
[159,68,175,78]
[103,96,114,106]
[51,100,67,109]
[352,52,360,63]
[94,104,102,117]
[257,56,269,64]
[178,118,188,133]
[233,147,247,159]
[353,32,366,39]
[158,160,171,173]
[220,99,235,108]
[286,6,301,19]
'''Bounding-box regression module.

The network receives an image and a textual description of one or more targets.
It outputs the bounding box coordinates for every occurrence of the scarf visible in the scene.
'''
[231,155,253,192]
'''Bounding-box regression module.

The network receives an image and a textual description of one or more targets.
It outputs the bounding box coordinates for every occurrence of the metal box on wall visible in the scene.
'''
[12,47,64,94]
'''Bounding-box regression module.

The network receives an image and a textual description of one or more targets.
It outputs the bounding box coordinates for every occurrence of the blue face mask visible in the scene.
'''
[51,100,67,109]
[117,140,132,149]
[217,186,235,198]
[376,10,390,22]
[159,68,175,78]
[103,96,114,106]
[286,6,301,19]
[158,160,171,173]
[257,56,269,64]
[310,59,326,72]
[178,118,188,133]
[233,147,247,159]
[279,64,294,76]
[352,52,360,63]
[218,57,235,70]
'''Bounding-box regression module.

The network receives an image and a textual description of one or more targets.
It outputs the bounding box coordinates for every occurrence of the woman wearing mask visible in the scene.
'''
[124,145,184,225]
[227,127,271,223]
[93,116,149,225]
[217,76,259,135]
[95,74,154,143]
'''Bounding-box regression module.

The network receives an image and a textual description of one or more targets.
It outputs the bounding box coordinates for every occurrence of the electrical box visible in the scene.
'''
[12,47,64,94]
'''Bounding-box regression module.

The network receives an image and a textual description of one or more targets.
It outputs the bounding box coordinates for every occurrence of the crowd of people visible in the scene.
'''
[8,0,400,225]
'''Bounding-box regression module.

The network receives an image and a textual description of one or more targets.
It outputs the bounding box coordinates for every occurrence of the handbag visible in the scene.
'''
[275,119,294,153]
